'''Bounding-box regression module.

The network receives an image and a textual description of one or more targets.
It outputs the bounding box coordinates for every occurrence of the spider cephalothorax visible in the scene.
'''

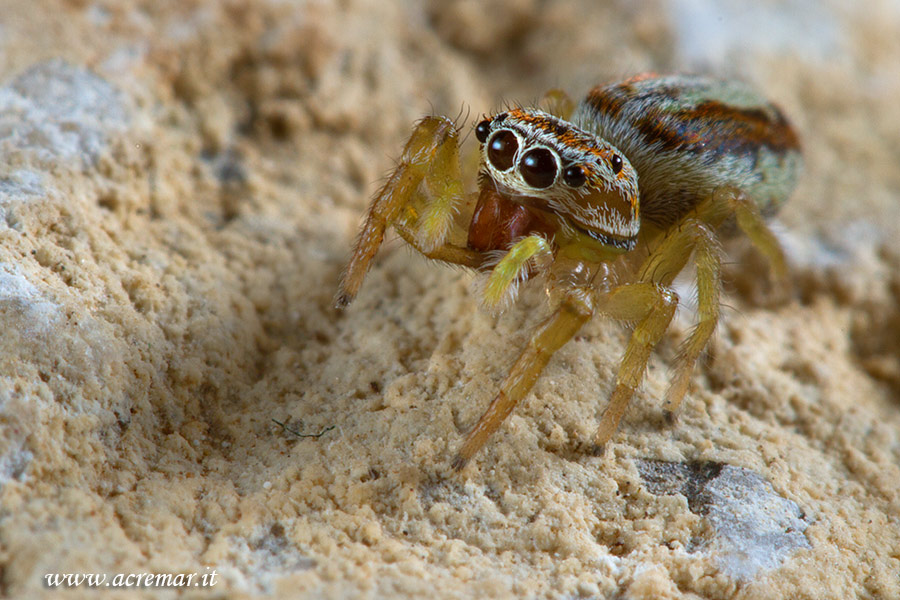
[475,108,640,254]
[336,74,801,470]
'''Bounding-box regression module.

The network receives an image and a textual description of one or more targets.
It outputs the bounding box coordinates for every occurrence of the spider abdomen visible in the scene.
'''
[574,74,802,228]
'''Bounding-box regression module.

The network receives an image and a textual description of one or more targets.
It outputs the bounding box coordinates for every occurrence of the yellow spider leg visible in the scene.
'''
[591,282,679,450]
[729,192,787,280]
[395,232,485,268]
[541,88,576,120]
[592,219,721,448]
[594,188,783,446]
[415,124,466,252]
[658,222,721,416]
[700,187,787,280]
[655,189,784,416]
[638,219,706,286]
[336,117,484,307]
[452,291,593,470]
[482,235,553,311]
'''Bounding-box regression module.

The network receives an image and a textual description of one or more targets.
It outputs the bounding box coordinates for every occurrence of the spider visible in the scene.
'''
[336,74,802,471]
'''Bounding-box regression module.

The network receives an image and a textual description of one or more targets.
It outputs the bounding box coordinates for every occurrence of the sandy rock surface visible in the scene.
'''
[1,1,899,598]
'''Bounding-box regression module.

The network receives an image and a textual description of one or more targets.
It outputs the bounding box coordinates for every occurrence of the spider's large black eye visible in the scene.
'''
[487,130,518,171]
[611,154,623,174]
[563,165,586,188]
[520,148,558,189]
[475,119,491,143]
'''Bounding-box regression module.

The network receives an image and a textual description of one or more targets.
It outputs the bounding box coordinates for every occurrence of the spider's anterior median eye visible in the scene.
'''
[520,148,558,189]
[475,119,491,143]
[563,165,587,188]
[611,154,623,174]
[487,130,518,171]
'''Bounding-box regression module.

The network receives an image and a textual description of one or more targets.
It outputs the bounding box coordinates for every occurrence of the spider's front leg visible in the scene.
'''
[336,116,487,308]
[452,236,589,470]
[452,290,594,471]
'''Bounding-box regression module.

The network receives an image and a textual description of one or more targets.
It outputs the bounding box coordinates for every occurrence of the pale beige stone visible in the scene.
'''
[1,1,898,599]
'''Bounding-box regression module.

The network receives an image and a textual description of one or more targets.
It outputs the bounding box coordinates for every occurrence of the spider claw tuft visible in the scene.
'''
[450,454,469,472]
[587,442,607,457]
[334,291,354,309]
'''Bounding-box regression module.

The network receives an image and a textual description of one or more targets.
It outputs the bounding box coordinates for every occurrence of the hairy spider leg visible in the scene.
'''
[482,234,554,311]
[630,218,722,426]
[703,186,788,281]
[452,283,594,471]
[592,184,788,448]
[541,88,576,120]
[336,117,486,307]
[590,278,680,451]
[658,186,787,416]
[407,119,466,252]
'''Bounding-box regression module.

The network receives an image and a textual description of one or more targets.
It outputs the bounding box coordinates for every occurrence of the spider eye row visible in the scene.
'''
[476,119,621,190]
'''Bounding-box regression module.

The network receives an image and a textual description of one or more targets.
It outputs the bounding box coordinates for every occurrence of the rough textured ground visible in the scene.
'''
[1,1,899,598]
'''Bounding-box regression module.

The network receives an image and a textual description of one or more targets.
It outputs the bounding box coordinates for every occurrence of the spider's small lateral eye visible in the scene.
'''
[563,165,587,188]
[520,148,558,189]
[475,119,491,143]
[487,130,518,171]
[611,154,623,174]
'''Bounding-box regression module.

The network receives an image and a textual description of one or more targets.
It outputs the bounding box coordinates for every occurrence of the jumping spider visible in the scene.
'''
[336,74,801,470]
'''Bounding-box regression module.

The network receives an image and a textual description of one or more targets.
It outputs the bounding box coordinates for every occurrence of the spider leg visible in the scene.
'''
[590,216,721,450]
[593,186,787,449]
[541,88,576,120]
[647,220,722,417]
[336,117,487,308]
[482,235,553,311]
[404,119,466,253]
[700,186,787,281]
[658,188,786,416]
[452,287,593,470]
[590,280,680,451]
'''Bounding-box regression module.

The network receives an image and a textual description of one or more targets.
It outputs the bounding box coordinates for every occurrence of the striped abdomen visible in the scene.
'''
[573,74,802,228]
